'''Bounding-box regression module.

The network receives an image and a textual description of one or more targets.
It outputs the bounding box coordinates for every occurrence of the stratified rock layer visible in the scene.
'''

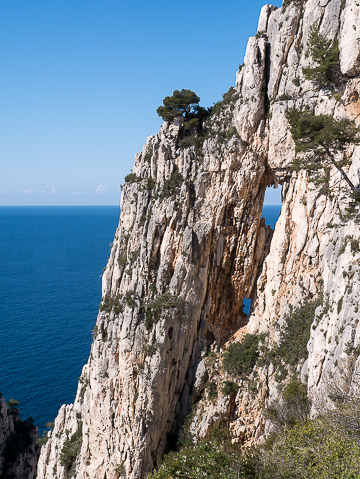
[37,0,360,478]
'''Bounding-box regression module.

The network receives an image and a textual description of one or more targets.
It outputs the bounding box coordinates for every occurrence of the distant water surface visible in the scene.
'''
[243,204,282,314]
[0,204,280,430]
[262,205,282,229]
[0,206,119,430]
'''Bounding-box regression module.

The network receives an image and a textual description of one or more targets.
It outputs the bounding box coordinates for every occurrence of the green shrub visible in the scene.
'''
[286,108,360,194]
[144,145,153,163]
[124,173,141,183]
[147,396,360,479]
[117,254,127,266]
[337,297,343,314]
[145,177,156,190]
[278,93,292,101]
[282,0,306,9]
[210,87,239,117]
[142,292,182,330]
[265,381,310,429]
[302,25,341,87]
[205,381,218,401]
[7,399,19,415]
[177,409,196,447]
[260,417,360,479]
[273,299,321,369]
[147,437,255,479]
[115,463,126,478]
[221,381,239,396]
[161,170,184,198]
[60,422,83,478]
[144,342,160,357]
[223,334,261,379]
[178,135,197,150]
[226,126,240,139]
[129,250,139,263]
[351,239,359,253]
[124,290,138,309]
[184,117,200,131]
[100,294,124,315]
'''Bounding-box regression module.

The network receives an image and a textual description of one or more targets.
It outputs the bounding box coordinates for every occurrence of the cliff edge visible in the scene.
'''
[37,0,360,477]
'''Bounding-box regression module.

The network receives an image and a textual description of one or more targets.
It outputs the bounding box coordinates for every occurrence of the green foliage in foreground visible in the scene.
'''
[148,402,360,479]
[260,417,360,479]
[147,436,255,479]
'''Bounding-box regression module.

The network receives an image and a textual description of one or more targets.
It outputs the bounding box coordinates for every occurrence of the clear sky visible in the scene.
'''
[0,0,282,206]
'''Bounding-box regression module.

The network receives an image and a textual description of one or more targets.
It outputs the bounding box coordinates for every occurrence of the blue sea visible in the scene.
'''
[243,205,281,315]
[0,204,280,431]
[0,206,119,430]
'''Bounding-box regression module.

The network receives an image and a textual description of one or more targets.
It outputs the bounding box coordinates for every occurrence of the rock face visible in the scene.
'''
[0,398,39,478]
[37,0,360,478]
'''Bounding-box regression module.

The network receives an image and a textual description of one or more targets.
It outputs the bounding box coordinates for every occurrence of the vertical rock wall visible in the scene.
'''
[37,0,360,477]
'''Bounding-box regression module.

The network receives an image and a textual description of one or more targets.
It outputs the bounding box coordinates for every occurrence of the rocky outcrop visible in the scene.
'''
[0,397,39,478]
[37,0,360,478]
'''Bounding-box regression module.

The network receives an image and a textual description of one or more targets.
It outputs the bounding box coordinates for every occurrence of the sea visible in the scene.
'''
[0,205,280,431]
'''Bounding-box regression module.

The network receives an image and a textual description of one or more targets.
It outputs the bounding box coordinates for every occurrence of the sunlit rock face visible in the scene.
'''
[37,1,360,478]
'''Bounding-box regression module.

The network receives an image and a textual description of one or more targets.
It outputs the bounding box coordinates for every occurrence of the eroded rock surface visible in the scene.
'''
[37,0,360,478]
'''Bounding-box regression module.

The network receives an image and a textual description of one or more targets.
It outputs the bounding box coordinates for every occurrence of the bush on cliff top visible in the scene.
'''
[157,89,201,122]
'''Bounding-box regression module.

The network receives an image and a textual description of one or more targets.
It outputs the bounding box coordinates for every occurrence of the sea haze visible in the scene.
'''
[0,204,280,430]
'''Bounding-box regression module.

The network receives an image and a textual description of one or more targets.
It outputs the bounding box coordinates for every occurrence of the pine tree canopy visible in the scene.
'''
[286,109,360,154]
[286,108,360,193]
[157,89,201,122]
[302,25,341,87]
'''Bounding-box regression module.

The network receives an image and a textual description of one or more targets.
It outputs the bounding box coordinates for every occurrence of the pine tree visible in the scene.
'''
[302,25,341,87]
[286,108,360,195]
[156,89,201,122]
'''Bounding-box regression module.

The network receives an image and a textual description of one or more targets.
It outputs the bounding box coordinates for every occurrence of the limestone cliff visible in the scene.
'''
[0,397,39,478]
[37,0,360,478]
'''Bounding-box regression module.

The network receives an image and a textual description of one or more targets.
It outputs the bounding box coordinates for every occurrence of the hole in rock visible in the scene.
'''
[262,185,282,228]
[243,297,252,316]
[241,184,284,318]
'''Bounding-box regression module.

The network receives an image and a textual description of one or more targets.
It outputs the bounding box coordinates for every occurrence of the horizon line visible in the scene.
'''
[0,203,282,207]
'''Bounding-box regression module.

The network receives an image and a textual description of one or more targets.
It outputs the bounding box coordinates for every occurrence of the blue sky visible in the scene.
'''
[0,0,282,206]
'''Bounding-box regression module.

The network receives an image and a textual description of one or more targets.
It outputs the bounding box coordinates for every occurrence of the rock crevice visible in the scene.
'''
[37,1,360,478]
